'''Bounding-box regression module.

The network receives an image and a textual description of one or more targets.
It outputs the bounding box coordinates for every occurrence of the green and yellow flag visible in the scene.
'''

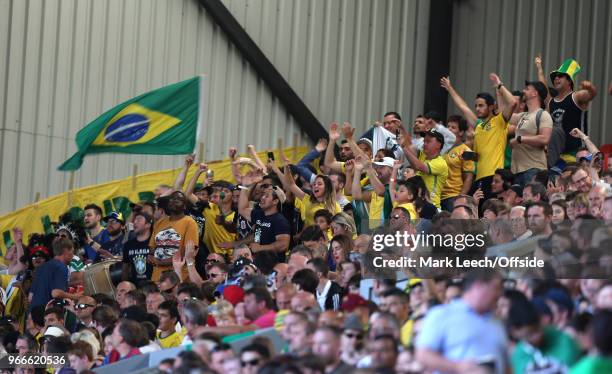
[59,76,203,171]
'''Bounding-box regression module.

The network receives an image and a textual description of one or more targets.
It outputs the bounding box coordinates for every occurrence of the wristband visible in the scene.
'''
[238,185,249,190]
[390,179,396,182]
[186,261,195,267]
[497,83,503,89]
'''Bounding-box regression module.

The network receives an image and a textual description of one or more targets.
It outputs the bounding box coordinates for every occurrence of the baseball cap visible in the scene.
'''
[341,294,368,312]
[155,195,171,211]
[103,211,125,224]
[214,284,245,306]
[525,81,548,103]
[425,129,445,146]
[373,157,395,168]
[357,138,373,150]
[44,326,67,338]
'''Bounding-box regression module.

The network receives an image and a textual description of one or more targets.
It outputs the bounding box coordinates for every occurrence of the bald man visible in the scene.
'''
[74,295,96,328]
[318,310,344,328]
[291,291,319,312]
[275,284,296,311]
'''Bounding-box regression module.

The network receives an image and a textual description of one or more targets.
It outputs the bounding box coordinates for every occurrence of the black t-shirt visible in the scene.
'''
[101,235,124,256]
[251,210,291,245]
[122,236,152,283]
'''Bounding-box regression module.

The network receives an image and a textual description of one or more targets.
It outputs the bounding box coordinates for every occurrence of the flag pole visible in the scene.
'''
[132,164,138,191]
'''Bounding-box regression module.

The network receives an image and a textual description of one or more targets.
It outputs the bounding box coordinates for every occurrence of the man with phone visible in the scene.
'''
[440,115,476,212]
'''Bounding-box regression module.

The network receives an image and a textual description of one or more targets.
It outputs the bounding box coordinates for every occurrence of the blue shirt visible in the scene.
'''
[29,258,69,308]
[84,229,111,262]
[415,299,508,374]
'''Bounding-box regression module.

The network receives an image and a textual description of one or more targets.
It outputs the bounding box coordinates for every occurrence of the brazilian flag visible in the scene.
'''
[59,76,203,171]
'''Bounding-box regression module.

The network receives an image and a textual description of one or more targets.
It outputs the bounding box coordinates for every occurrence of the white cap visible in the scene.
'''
[44,326,66,338]
[372,157,395,168]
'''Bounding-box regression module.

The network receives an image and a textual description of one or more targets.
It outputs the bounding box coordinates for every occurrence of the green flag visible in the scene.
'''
[59,76,203,171]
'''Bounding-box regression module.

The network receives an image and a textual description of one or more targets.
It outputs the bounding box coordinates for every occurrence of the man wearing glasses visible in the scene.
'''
[73,295,96,330]
[239,343,270,374]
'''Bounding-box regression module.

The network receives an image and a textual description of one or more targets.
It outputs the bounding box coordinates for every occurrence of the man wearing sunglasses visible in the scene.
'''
[239,343,270,374]
[73,295,96,330]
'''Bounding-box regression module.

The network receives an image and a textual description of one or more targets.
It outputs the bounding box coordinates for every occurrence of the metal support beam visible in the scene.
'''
[423,0,454,119]
[197,0,327,143]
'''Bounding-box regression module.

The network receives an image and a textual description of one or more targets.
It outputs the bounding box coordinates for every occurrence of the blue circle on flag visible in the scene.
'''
[104,114,150,142]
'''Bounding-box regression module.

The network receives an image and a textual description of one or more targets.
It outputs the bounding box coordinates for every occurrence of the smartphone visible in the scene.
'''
[461,151,478,161]
[267,151,275,161]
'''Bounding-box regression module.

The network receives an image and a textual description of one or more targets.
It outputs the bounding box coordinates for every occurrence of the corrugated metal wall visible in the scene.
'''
[0,0,430,214]
[448,0,612,145]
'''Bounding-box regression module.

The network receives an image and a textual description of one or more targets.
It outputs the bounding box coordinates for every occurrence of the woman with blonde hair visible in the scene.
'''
[331,212,357,238]
[208,300,236,326]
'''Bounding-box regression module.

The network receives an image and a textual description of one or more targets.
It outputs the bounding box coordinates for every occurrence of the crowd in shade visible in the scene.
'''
[2,57,612,374]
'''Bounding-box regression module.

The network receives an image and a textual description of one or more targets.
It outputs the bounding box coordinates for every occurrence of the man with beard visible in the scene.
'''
[95,212,126,258]
[441,75,516,202]
[122,212,153,284]
[525,201,553,237]
[312,326,354,373]
[149,191,199,281]
[83,204,113,262]
[547,58,597,163]
[238,173,291,263]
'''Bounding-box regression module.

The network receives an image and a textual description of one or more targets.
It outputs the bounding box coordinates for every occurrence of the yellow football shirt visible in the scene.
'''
[416,152,448,209]
[473,113,509,180]
[441,143,475,200]
[203,203,236,256]
[156,330,184,349]
[294,195,340,227]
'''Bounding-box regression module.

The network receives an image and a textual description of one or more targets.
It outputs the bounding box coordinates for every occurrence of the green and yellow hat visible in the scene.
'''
[550,58,581,85]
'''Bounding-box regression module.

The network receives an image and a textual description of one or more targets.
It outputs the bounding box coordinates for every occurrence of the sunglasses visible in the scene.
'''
[75,303,94,310]
[344,332,363,340]
[205,259,221,265]
[241,358,260,367]
[211,343,232,353]
[207,272,222,279]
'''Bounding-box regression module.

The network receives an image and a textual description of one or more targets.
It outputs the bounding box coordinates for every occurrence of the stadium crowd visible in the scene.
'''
[1,58,612,374]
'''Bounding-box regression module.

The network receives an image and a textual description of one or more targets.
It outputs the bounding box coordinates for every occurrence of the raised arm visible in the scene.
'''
[185,163,208,204]
[238,172,263,220]
[389,160,401,203]
[342,122,370,160]
[344,159,355,196]
[440,76,478,127]
[489,73,517,122]
[324,122,345,172]
[363,159,386,197]
[570,128,599,154]
[173,154,195,191]
[247,144,267,172]
[574,80,598,109]
[534,54,551,103]
[295,139,327,184]
[351,162,370,202]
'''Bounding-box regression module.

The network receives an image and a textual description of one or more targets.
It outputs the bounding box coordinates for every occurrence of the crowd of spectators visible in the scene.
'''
[1,57,612,374]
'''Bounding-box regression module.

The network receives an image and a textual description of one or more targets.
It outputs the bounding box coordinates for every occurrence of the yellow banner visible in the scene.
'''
[0,147,308,257]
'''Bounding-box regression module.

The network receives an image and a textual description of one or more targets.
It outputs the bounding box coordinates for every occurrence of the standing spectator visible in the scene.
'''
[441,75,516,202]
[417,111,457,154]
[99,212,126,258]
[83,204,113,262]
[416,269,508,374]
[122,212,153,284]
[508,79,553,186]
[441,115,476,211]
[149,191,199,281]
[547,59,597,162]
[312,326,354,373]
[29,238,81,308]
[400,129,448,209]
[238,175,291,262]
[379,288,411,347]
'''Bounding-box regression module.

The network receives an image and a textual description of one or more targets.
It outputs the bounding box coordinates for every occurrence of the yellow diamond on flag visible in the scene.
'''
[92,103,181,147]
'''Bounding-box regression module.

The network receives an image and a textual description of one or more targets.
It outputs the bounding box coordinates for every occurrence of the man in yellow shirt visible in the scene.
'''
[203,181,237,256]
[441,115,475,211]
[401,129,448,209]
[440,74,516,203]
